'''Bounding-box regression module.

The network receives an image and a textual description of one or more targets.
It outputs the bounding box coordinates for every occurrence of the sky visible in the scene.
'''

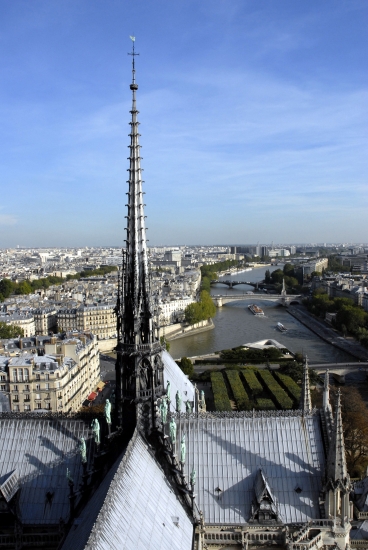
[0,0,367,247]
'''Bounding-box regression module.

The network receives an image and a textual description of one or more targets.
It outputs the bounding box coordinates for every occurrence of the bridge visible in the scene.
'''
[211,279,261,289]
[212,294,302,307]
[308,362,368,384]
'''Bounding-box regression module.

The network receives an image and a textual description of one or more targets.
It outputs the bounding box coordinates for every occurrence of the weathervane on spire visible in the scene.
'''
[128,35,139,86]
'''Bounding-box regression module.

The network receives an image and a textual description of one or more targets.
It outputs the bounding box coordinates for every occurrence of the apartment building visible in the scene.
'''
[0,332,100,412]
[0,313,35,338]
[57,303,116,339]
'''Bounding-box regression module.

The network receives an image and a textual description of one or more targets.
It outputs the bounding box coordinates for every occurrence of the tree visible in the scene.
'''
[178,357,194,378]
[14,280,32,295]
[336,305,367,334]
[160,336,171,352]
[184,291,216,325]
[337,387,368,476]
[0,322,24,339]
[278,361,320,385]
[0,278,13,300]
[264,270,271,284]
[270,269,284,284]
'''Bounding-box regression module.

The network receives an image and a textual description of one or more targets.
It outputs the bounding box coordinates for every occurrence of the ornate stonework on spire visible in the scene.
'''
[115,38,164,432]
[323,369,331,411]
[327,390,348,484]
[299,356,312,413]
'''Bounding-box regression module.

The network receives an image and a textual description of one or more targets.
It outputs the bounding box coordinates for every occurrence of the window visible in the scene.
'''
[13,405,20,412]
[0,375,5,381]
[0,384,5,391]
[37,403,41,409]
[24,394,30,401]
[18,369,23,382]
[24,369,29,382]
[12,372,17,383]
[36,384,40,391]
[36,374,40,381]
[24,405,31,411]
[35,393,40,400]
[45,374,49,381]
[13,385,18,392]
[13,395,19,402]
[45,383,49,390]
[24,385,29,391]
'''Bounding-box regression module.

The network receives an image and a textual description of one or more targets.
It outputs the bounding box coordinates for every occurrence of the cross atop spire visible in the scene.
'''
[299,355,312,413]
[128,35,139,88]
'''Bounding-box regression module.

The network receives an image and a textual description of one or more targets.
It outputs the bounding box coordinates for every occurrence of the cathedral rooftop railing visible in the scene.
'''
[169,408,319,420]
[118,341,163,354]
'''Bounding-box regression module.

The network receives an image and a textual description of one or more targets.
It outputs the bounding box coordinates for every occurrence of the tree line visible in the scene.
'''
[184,290,216,325]
[0,266,117,302]
[306,290,368,346]
[200,259,243,292]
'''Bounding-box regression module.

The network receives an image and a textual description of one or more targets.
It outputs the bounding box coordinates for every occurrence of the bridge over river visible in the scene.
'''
[212,294,302,307]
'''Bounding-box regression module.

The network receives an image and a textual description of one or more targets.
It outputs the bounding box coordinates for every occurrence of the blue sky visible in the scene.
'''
[0,0,367,247]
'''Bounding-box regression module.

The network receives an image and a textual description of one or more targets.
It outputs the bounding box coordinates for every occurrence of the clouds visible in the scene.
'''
[0,0,366,246]
[0,214,17,226]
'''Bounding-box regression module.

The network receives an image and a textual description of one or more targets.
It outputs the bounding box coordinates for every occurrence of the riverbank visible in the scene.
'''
[286,306,368,361]
[165,318,215,342]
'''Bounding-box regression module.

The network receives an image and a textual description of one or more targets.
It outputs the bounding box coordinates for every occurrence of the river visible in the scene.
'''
[169,265,354,363]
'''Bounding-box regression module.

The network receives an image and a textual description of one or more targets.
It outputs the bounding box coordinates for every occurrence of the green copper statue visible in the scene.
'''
[169,418,176,446]
[166,380,171,400]
[160,397,168,424]
[175,390,182,412]
[66,468,73,483]
[186,400,192,413]
[79,436,87,464]
[104,399,111,425]
[200,390,205,408]
[180,433,186,463]
[91,418,100,446]
[190,468,196,487]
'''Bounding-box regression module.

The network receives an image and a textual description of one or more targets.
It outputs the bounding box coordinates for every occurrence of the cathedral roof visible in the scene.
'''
[162,350,195,413]
[63,430,193,550]
[0,418,90,524]
[177,411,325,525]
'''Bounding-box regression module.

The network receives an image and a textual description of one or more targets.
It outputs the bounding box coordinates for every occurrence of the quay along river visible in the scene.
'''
[169,265,354,364]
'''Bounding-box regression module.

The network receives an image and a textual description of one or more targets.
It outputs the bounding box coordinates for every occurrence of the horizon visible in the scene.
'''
[0,1,367,247]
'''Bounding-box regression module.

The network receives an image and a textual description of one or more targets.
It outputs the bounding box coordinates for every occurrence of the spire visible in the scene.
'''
[323,369,331,411]
[115,38,164,431]
[281,278,286,297]
[327,390,348,483]
[299,356,312,412]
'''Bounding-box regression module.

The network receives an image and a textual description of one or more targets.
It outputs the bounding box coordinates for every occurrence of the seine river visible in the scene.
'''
[170,265,353,363]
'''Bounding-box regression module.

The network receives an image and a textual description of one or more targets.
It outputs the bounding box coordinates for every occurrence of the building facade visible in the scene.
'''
[0,332,99,412]
[57,303,116,339]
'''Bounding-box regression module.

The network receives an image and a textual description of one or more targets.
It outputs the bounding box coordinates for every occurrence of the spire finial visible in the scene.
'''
[128,35,139,87]
[323,369,331,410]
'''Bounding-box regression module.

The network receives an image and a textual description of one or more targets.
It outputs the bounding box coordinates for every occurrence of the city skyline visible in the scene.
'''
[0,0,367,247]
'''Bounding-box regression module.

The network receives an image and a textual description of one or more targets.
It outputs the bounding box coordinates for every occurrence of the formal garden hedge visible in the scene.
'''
[257,370,293,409]
[274,372,301,404]
[242,369,263,397]
[225,371,251,411]
[210,367,301,412]
[210,372,232,411]
[256,398,276,410]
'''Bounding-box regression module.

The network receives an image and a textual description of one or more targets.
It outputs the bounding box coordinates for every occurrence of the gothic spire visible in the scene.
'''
[323,369,331,411]
[115,38,164,431]
[299,356,312,413]
[327,389,348,483]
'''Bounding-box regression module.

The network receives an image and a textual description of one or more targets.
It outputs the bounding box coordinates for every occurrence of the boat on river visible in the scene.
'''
[276,322,288,332]
[248,304,264,316]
